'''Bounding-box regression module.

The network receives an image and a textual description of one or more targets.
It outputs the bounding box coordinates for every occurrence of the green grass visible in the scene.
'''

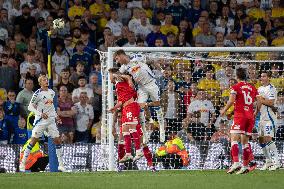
[1,170,284,189]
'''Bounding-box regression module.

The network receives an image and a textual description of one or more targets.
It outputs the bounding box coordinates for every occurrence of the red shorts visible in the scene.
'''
[119,124,143,138]
[121,102,140,127]
[230,115,255,136]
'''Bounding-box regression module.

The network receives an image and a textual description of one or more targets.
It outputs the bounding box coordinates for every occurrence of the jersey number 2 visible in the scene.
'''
[242,91,252,105]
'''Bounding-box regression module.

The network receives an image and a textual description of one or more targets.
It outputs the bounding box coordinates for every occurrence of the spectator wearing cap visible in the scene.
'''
[16,78,34,118]
[57,68,75,94]
[70,62,87,87]
[133,11,152,40]
[271,27,284,46]
[146,20,166,47]
[0,53,17,91]
[72,76,94,104]
[248,0,265,20]
[14,4,37,39]
[117,0,131,26]
[68,0,86,20]
[187,0,203,26]
[89,0,111,30]
[31,0,50,20]
[167,0,187,26]
[160,14,178,36]
[52,42,69,75]
[70,40,93,75]
[195,22,216,47]
[106,10,123,39]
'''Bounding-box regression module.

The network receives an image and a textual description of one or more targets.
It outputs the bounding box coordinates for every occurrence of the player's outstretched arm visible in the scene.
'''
[220,94,236,116]
[109,101,123,113]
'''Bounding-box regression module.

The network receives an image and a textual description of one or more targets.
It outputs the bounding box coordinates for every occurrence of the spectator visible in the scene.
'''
[187,0,203,25]
[87,74,102,123]
[127,0,142,9]
[63,34,74,58]
[128,7,142,33]
[30,0,50,20]
[80,29,96,58]
[123,31,136,47]
[210,119,230,143]
[106,10,123,39]
[186,111,207,141]
[271,27,284,46]
[245,22,266,46]
[275,91,284,140]
[90,62,102,86]
[248,0,265,20]
[0,107,8,144]
[57,68,75,94]
[161,80,181,138]
[0,54,17,91]
[167,0,187,25]
[14,4,37,39]
[134,11,152,40]
[89,0,110,30]
[52,42,69,75]
[195,22,216,46]
[117,0,131,26]
[166,32,176,47]
[176,32,190,47]
[68,0,86,20]
[70,40,93,75]
[116,26,130,47]
[57,85,76,144]
[72,76,94,104]
[208,1,219,25]
[160,14,179,36]
[20,51,41,79]
[178,19,192,45]
[74,91,94,143]
[99,33,116,50]
[16,78,34,118]
[70,62,87,87]
[186,89,216,128]
[25,65,40,91]
[12,115,28,144]
[154,37,165,47]
[142,0,152,19]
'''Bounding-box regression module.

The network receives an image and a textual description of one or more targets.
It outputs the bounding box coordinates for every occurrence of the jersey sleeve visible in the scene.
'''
[28,90,41,115]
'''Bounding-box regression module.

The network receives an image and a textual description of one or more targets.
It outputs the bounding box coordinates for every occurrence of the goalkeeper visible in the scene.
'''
[155,131,189,169]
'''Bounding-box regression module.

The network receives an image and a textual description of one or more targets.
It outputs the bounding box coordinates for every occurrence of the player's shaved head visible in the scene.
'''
[236,68,247,81]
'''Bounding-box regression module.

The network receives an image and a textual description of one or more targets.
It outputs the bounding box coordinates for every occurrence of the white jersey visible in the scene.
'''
[28,88,57,119]
[258,84,277,123]
[119,54,156,86]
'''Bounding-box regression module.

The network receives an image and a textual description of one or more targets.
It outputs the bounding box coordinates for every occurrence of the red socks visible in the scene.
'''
[242,144,250,167]
[130,129,141,150]
[231,142,239,163]
[118,143,125,160]
[123,133,131,154]
[143,145,153,167]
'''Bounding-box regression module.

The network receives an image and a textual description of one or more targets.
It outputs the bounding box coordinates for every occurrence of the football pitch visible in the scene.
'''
[1,170,284,189]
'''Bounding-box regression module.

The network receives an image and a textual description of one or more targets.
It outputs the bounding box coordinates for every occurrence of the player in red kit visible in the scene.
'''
[108,68,143,162]
[220,68,258,174]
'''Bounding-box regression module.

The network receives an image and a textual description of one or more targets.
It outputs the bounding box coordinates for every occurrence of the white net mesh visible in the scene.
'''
[98,47,284,171]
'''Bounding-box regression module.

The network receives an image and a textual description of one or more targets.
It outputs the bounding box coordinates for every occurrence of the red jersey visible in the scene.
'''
[115,81,137,103]
[230,81,258,117]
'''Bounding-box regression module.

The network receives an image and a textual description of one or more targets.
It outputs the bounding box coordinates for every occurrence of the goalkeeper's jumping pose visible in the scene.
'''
[19,75,66,172]
[114,49,165,142]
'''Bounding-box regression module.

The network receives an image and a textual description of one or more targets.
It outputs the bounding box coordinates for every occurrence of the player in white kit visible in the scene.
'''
[114,49,165,142]
[256,71,280,171]
[19,75,66,172]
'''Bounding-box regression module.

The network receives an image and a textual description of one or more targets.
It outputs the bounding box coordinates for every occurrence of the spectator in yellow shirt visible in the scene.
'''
[271,0,284,18]
[270,63,284,91]
[272,27,284,46]
[160,14,179,36]
[192,16,206,38]
[247,0,265,20]
[68,0,86,20]
[245,22,266,46]
[247,66,261,89]
[197,66,220,102]
[89,0,111,30]
[142,0,153,19]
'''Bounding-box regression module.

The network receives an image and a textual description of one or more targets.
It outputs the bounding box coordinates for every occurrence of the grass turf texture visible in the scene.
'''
[1,170,283,189]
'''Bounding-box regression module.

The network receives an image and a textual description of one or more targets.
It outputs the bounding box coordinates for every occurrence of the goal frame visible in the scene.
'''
[105,46,284,171]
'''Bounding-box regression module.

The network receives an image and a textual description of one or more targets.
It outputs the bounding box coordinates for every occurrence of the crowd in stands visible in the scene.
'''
[0,0,283,145]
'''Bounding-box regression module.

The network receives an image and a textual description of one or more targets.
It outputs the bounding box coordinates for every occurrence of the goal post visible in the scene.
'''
[100,47,284,171]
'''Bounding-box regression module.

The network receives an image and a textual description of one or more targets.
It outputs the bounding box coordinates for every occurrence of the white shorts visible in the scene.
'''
[137,80,160,103]
[258,120,276,137]
[32,117,60,139]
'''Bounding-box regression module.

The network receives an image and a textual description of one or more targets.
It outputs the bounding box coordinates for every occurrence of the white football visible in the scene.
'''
[53,18,65,29]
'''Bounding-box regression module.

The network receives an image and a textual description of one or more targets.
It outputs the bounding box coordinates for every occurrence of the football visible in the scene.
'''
[53,18,65,29]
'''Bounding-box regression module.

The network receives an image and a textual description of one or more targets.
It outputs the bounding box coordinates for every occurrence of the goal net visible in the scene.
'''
[98,47,284,171]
